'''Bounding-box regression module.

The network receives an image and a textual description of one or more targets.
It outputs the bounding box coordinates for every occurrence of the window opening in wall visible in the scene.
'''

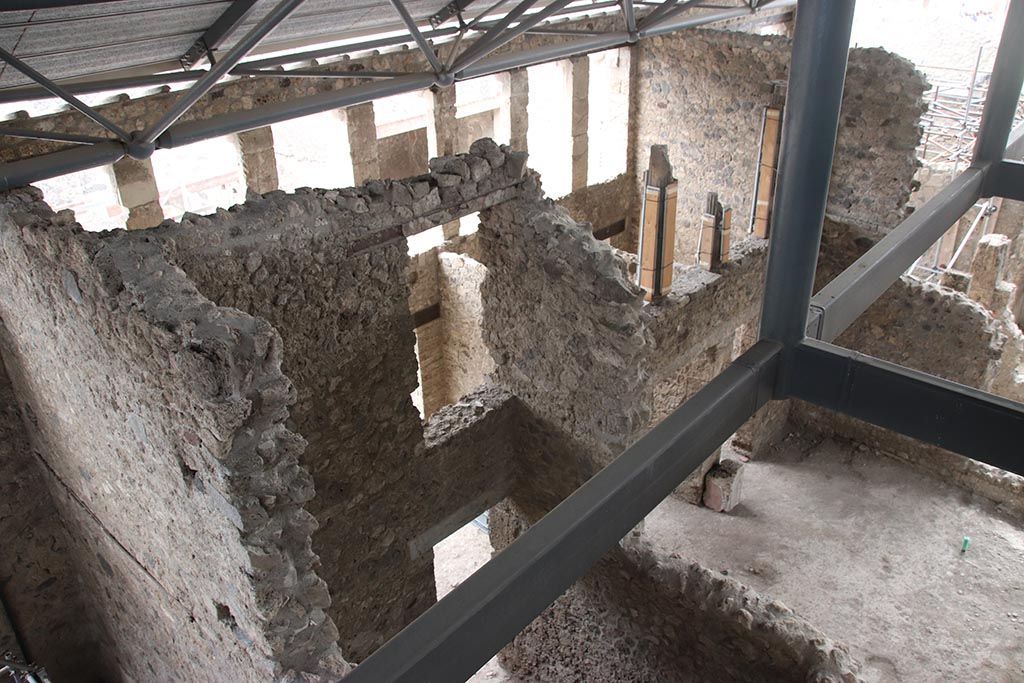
[587,48,630,185]
[273,109,354,191]
[456,74,511,149]
[408,225,446,256]
[432,512,503,677]
[151,135,246,220]
[528,60,573,198]
[375,90,433,139]
[34,164,127,231]
[459,212,480,237]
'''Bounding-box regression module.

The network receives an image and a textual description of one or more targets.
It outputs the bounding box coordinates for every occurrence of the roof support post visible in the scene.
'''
[622,0,638,34]
[972,0,1024,165]
[0,47,131,142]
[757,0,856,393]
[387,0,446,75]
[140,0,307,145]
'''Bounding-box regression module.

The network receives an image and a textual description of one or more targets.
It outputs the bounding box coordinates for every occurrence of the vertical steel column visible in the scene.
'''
[757,0,856,387]
[973,0,1024,165]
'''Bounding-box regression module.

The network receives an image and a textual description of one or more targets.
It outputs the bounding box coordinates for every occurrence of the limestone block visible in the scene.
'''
[969,233,1012,310]
[703,458,745,512]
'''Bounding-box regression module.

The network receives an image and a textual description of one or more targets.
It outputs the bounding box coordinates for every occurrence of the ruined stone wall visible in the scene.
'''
[631,29,927,262]
[0,353,107,683]
[139,140,537,660]
[0,188,347,682]
[491,501,863,683]
[554,173,632,247]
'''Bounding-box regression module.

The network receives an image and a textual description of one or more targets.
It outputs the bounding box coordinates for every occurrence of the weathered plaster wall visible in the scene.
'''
[0,353,107,683]
[554,173,632,247]
[0,188,347,682]
[631,29,927,261]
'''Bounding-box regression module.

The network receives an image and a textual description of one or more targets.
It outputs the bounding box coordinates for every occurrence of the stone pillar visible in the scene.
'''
[969,233,1012,310]
[112,157,163,230]
[570,55,589,191]
[237,127,278,194]
[346,103,380,184]
[433,86,458,156]
[433,87,462,238]
[509,68,529,153]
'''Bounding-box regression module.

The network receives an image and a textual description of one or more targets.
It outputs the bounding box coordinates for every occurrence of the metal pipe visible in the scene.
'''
[758,0,856,374]
[972,0,1024,164]
[0,127,111,145]
[807,167,985,342]
[238,27,462,70]
[140,0,307,144]
[946,200,991,270]
[449,0,540,73]
[342,340,780,683]
[640,0,795,38]
[157,73,436,149]
[0,141,126,191]
[230,67,411,79]
[0,47,131,142]
[387,0,446,73]
[459,31,629,78]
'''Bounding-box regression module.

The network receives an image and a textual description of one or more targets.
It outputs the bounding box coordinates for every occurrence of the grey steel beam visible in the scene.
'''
[758,0,856,373]
[0,71,208,106]
[0,47,131,142]
[181,0,262,69]
[983,160,1024,201]
[341,340,781,683]
[451,0,577,73]
[0,127,110,145]
[238,27,462,70]
[0,141,125,190]
[622,0,638,34]
[972,0,1024,165]
[387,0,446,74]
[158,73,437,148]
[807,167,985,342]
[790,339,1024,475]
[459,31,628,78]
[140,0,307,145]
[449,0,540,73]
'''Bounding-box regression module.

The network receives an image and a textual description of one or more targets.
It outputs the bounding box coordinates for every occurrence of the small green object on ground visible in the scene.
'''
[961,536,970,553]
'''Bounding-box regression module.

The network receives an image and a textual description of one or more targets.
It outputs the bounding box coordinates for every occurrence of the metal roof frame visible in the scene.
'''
[341,2,1024,680]
[0,0,796,188]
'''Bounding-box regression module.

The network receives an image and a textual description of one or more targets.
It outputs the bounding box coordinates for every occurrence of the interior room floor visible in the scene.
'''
[645,433,1024,683]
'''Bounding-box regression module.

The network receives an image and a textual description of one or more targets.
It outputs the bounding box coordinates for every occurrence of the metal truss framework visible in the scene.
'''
[337,1,1024,681]
[0,0,797,189]
[0,1,1020,681]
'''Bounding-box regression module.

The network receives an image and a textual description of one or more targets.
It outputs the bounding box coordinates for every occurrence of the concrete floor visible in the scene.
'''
[645,433,1024,683]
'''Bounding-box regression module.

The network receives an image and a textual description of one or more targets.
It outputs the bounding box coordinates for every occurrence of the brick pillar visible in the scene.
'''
[570,55,589,191]
[112,157,163,230]
[969,233,1012,310]
[237,127,278,194]
[509,68,529,153]
[346,103,380,184]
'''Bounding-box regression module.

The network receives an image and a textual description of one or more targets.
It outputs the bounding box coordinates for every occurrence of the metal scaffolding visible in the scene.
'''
[0,0,796,189]
[339,1,1024,681]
